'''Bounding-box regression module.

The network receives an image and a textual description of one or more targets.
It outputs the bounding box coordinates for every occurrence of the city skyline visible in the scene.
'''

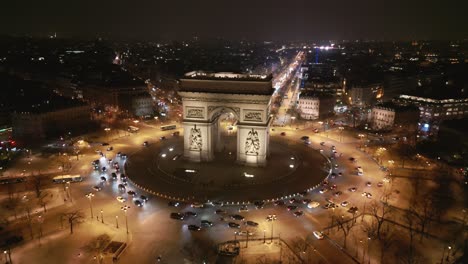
[1,0,467,41]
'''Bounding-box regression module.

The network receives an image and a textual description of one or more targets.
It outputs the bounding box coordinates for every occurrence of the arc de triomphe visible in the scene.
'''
[178,71,274,166]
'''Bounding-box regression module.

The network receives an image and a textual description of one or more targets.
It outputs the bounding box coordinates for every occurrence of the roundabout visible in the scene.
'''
[125,134,330,202]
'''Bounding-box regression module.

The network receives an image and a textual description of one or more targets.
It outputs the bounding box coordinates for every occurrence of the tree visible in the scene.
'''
[2,195,22,220]
[63,210,84,234]
[256,254,273,264]
[30,174,44,198]
[181,237,217,263]
[369,200,392,239]
[336,216,357,249]
[400,209,419,264]
[411,194,436,242]
[37,190,53,212]
[83,234,111,264]
[378,224,396,264]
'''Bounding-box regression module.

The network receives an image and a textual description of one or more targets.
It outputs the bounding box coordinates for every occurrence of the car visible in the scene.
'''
[201,220,213,227]
[313,231,324,240]
[100,176,107,182]
[319,149,324,152]
[228,222,240,228]
[93,165,99,170]
[254,201,265,209]
[92,186,102,191]
[274,200,285,206]
[287,205,297,211]
[191,202,204,208]
[299,191,308,196]
[170,213,185,220]
[341,201,349,207]
[383,177,390,183]
[140,195,149,202]
[117,152,122,157]
[280,132,286,136]
[338,172,343,177]
[377,182,384,187]
[348,207,358,214]
[239,205,249,212]
[92,159,100,165]
[304,140,311,145]
[236,230,254,236]
[319,188,328,194]
[349,157,355,162]
[184,211,197,217]
[113,161,119,167]
[101,142,109,146]
[330,184,337,190]
[108,158,113,163]
[366,182,372,187]
[302,199,311,204]
[322,180,329,186]
[122,179,128,185]
[101,167,107,172]
[293,211,304,217]
[365,193,372,198]
[143,141,149,146]
[331,145,336,150]
[245,221,259,227]
[314,129,319,133]
[168,201,180,207]
[334,191,343,197]
[127,190,137,196]
[107,146,113,151]
[134,200,143,207]
[230,214,245,221]
[121,154,127,159]
[118,184,126,191]
[330,173,337,179]
[320,142,325,146]
[188,225,201,231]
[266,214,277,221]
[300,136,309,140]
[111,173,118,180]
[211,201,223,206]
[348,187,357,192]
[120,174,127,180]
[215,209,226,215]
[289,198,299,204]
[307,201,320,209]
[172,131,180,136]
[116,196,126,203]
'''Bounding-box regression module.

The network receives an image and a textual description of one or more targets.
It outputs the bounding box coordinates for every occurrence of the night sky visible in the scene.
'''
[1,0,466,41]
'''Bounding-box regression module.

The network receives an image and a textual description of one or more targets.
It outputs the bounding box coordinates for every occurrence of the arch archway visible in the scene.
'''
[178,74,274,166]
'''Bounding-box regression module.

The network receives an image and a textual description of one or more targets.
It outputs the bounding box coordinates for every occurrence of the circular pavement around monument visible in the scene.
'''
[125,136,330,203]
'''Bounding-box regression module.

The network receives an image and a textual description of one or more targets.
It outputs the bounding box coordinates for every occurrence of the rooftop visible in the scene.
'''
[179,71,274,95]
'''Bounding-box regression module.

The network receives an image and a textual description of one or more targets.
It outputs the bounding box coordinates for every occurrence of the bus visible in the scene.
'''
[128,126,139,133]
[357,167,364,176]
[52,175,83,184]
[161,125,176,131]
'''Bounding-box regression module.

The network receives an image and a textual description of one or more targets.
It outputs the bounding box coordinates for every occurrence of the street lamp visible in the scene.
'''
[367,237,371,264]
[263,229,266,243]
[66,182,72,202]
[100,210,104,224]
[121,205,130,234]
[104,127,111,142]
[115,216,119,229]
[85,193,94,219]
[338,126,344,142]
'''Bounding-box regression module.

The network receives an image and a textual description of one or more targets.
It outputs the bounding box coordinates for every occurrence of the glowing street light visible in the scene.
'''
[85,193,94,219]
[121,205,130,234]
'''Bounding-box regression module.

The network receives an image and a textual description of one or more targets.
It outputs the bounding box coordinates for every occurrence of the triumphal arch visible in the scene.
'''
[178,71,274,166]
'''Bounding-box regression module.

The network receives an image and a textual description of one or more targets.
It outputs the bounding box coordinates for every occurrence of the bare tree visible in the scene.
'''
[37,190,53,212]
[83,233,111,264]
[400,209,418,264]
[30,174,44,198]
[63,210,85,234]
[256,254,273,264]
[290,236,308,256]
[181,237,217,263]
[335,215,357,249]
[411,194,436,242]
[369,200,392,239]
[378,224,396,264]
[2,195,22,220]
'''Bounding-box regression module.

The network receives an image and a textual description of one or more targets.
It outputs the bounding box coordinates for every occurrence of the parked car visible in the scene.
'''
[92,186,102,191]
[201,220,213,227]
[134,200,143,207]
[184,211,197,217]
[274,200,285,206]
[245,221,259,227]
[116,196,126,203]
[307,201,320,209]
[170,213,185,220]
[287,205,297,211]
[280,132,286,136]
[230,214,245,221]
[168,201,180,207]
[127,190,137,196]
[228,222,240,228]
[236,230,254,236]
[188,225,201,231]
[293,211,304,217]
[118,184,126,191]
[140,195,149,202]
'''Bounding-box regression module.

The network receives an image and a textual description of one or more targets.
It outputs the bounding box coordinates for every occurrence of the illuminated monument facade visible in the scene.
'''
[178,71,274,166]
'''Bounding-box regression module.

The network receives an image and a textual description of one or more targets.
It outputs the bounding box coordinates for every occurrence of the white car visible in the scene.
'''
[313,231,324,240]
[307,201,320,209]
[116,196,126,203]
[319,188,328,194]
[341,201,349,207]
[236,230,254,236]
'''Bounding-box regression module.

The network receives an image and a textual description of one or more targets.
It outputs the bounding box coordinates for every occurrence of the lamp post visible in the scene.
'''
[263,229,266,244]
[121,205,130,234]
[66,182,72,202]
[338,126,344,142]
[115,216,119,229]
[85,193,94,219]
[104,127,111,142]
[367,237,371,264]
[100,210,104,224]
